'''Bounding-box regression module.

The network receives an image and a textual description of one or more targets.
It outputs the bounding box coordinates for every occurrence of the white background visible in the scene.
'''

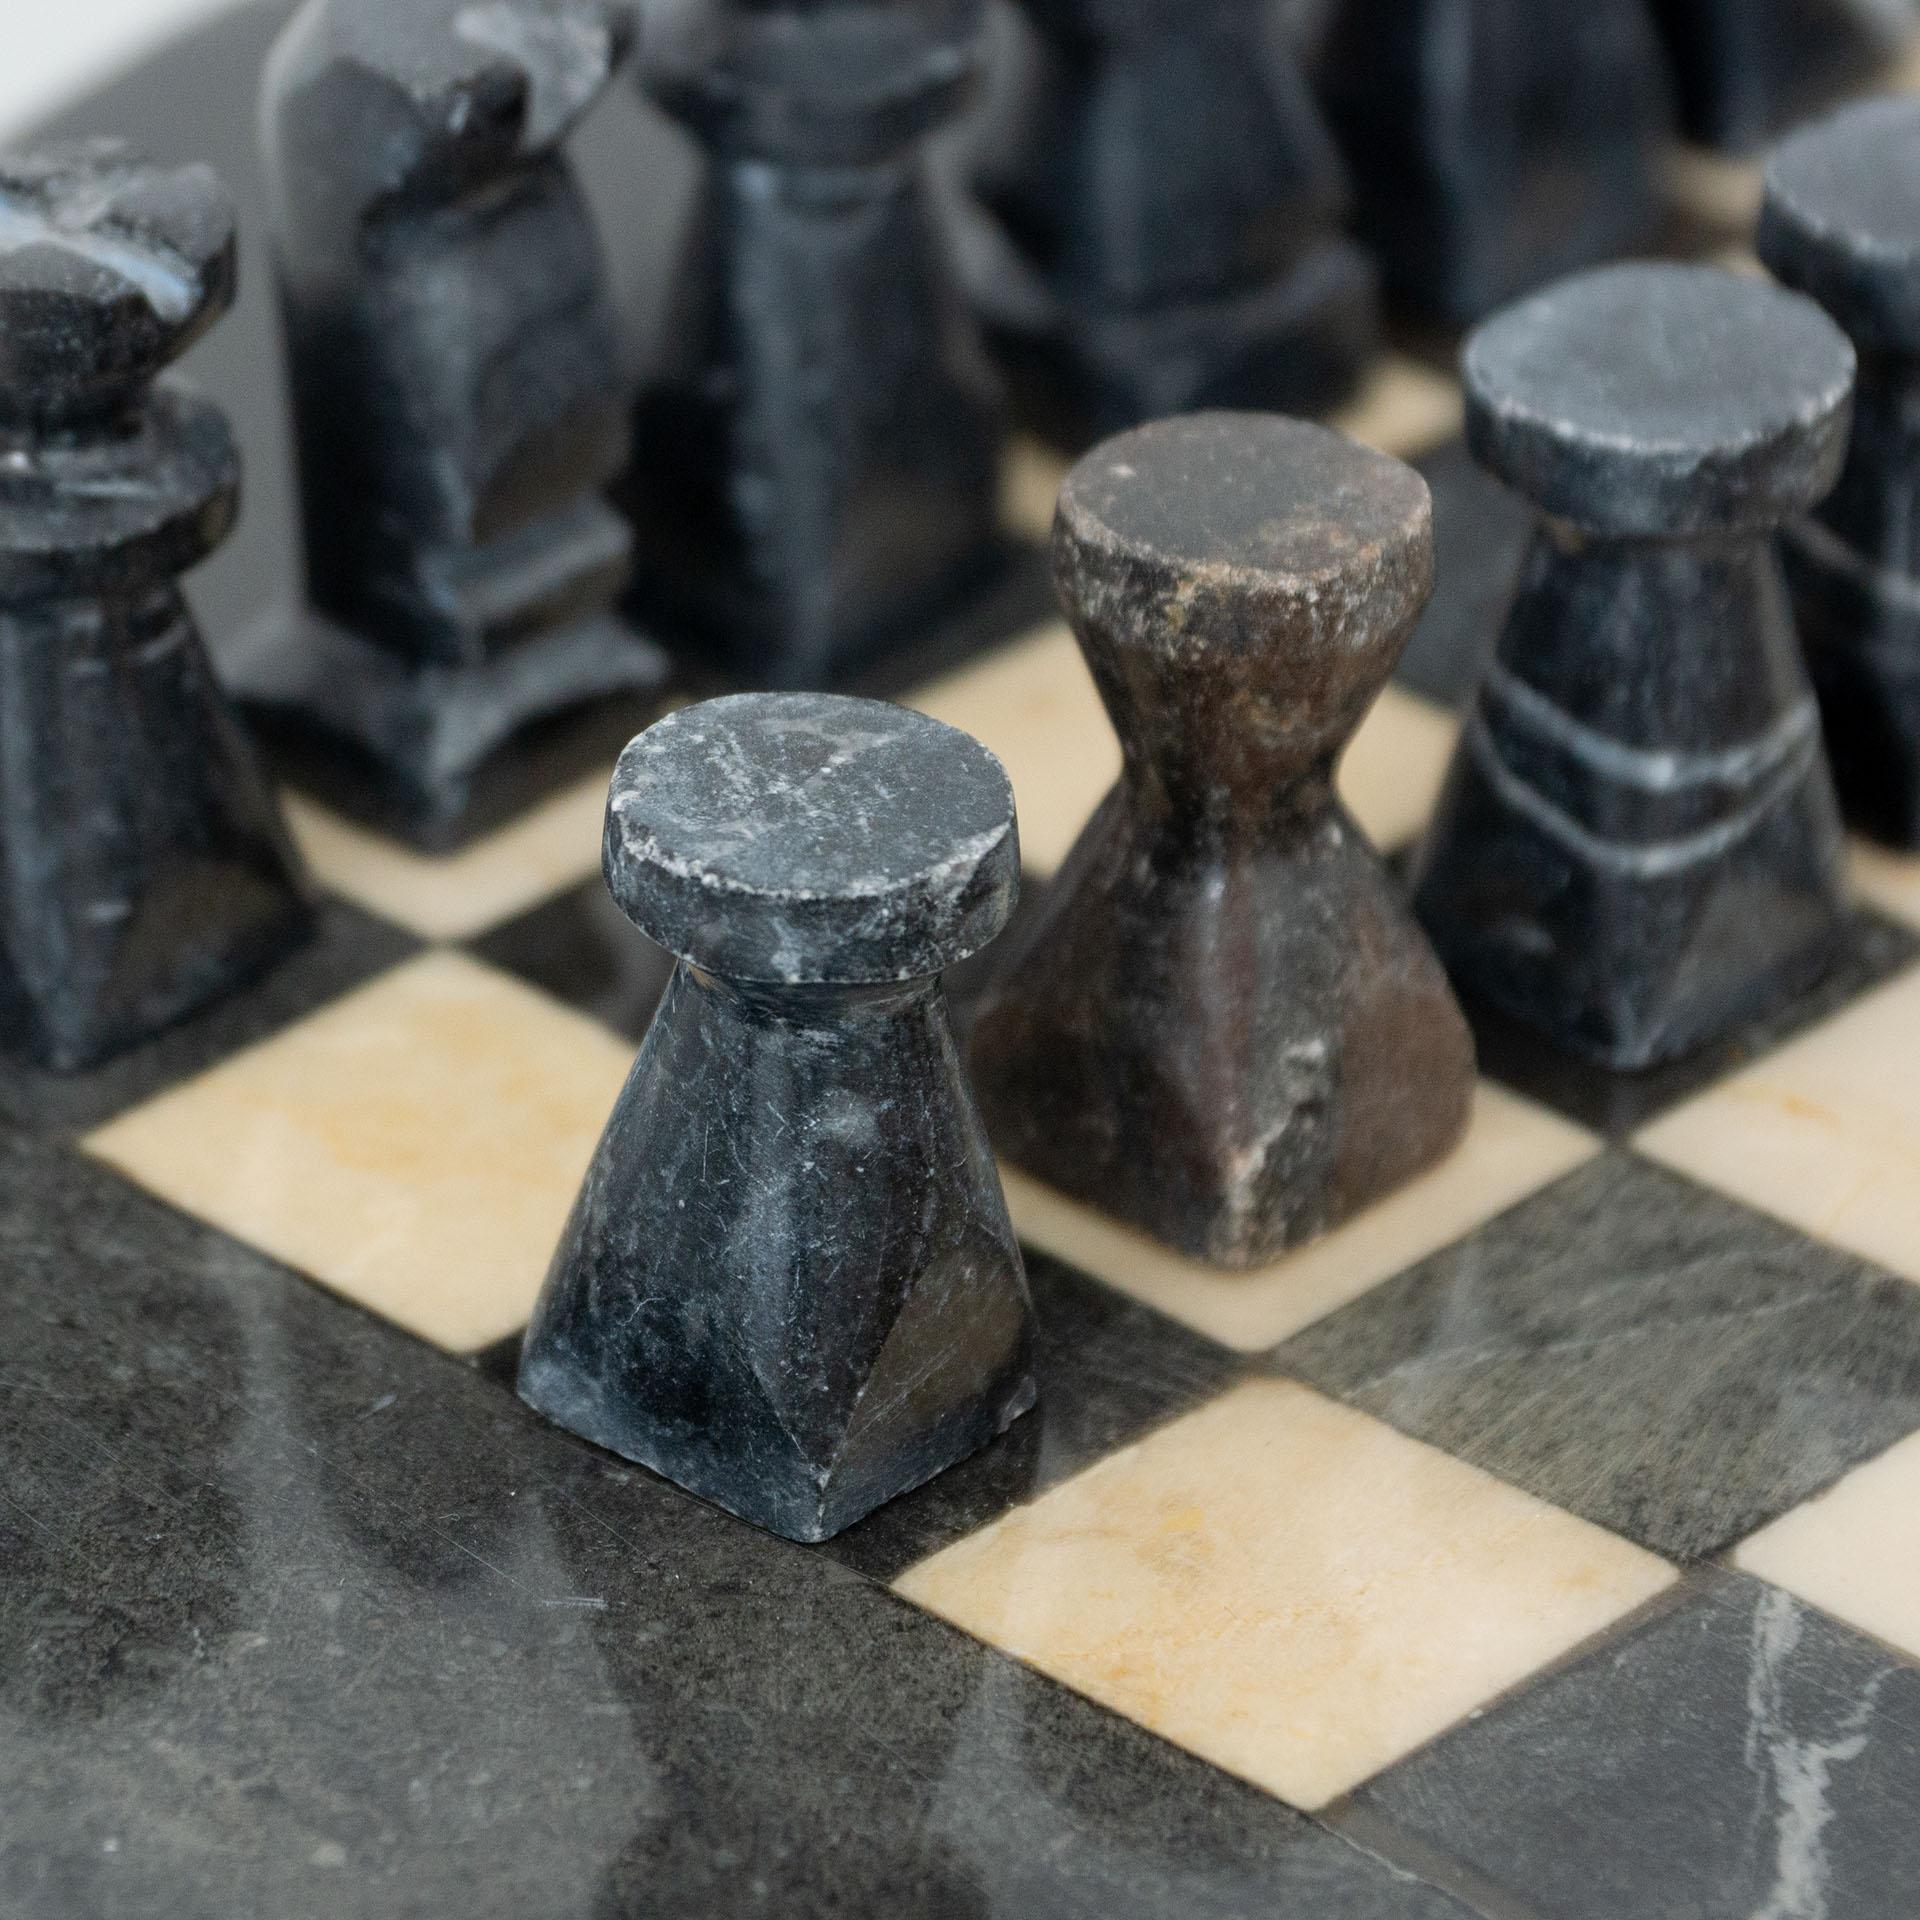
[0,1,248,141]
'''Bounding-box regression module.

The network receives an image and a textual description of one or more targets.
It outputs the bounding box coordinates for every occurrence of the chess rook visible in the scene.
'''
[1760,98,1920,848]
[968,414,1475,1269]
[621,0,1008,690]
[519,694,1035,1543]
[1314,0,1672,323]
[1650,0,1915,152]
[0,143,312,1073]
[967,0,1378,445]
[243,0,665,846]
[1415,263,1857,1070]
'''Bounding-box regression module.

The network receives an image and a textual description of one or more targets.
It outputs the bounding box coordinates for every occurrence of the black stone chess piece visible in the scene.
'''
[1413,263,1857,1070]
[239,0,666,848]
[967,414,1476,1269]
[1313,0,1674,324]
[519,692,1035,1543]
[0,143,313,1073]
[965,0,1378,448]
[1650,0,1916,153]
[1760,99,1920,849]
[619,0,1010,691]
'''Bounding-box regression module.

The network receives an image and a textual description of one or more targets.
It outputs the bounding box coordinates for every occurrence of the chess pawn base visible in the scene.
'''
[975,234,1378,451]
[522,966,1034,1542]
[230,608,667,852]
[1415,532,1850,1070]
[972,790,1473,1268]
[1788,522,1920,848]
[0,591,314,1072]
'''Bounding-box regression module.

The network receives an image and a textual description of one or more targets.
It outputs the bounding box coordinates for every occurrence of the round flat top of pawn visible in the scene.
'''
[1055,412,1434,645]
[1761,97,1920,353]
[0,141,236,425]
[1463,263,1856,537]
[605,693,1019,985]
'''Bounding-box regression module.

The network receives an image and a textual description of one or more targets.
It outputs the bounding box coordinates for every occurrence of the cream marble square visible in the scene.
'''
[1638,965,1920,1289]
[1002,434,1071,544]
[1328,352,1465,462]
[1853,839,1920,933]
[1001,1082,1596,1352]
[283,769,613,943]
[84,951,634,1351]
[908,625,1459,880]
[896,1378,1675,1810]
[1735,1429,1920,1661]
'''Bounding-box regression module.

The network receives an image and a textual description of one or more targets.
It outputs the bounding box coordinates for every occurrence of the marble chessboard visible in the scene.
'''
[11,7,1920,1918]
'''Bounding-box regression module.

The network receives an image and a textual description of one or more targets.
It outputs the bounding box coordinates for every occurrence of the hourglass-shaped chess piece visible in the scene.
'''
[520,693,1036,1542]
[1414,263,1857,1067]
[0,143,313,1071]
[967,413,1475,1268]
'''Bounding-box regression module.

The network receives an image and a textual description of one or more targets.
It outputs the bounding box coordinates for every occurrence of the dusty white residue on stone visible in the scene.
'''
[1741,1586,1891,1920]
[0,192,198,324]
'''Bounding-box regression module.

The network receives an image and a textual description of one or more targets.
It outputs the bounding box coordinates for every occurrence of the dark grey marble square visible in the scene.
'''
[0,1127,1486,1920]
[1272,1151,1920,1560]
[1348,1572,1920,1920]
[825,1251,1244,1581]
[1463,907,1920,1140]
[0,899,419,1140]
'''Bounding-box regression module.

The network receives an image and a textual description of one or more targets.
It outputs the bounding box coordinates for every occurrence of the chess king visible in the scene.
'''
[241,0,665,846]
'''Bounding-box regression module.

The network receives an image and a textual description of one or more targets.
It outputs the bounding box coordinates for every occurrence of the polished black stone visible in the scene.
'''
[827,1250,1244,1581]
[1274,1151,1920,1560]
[1313,0,1674,324]
[620,0,1012,691]
[1352,1572,1920,1920]
[970,414,1474,1268]
[521,694,1036,1542]
[0,141,314,1074]
[1762,98,1920,849]
[0,1126,1484,1920]
[1651,0,1916,153]
[1414,263,1857,1070]
[231,0,667,848]
[965,0,1378,446]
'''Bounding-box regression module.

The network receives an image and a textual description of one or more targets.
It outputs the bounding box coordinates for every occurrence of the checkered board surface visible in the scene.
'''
[16,23,1920,1920]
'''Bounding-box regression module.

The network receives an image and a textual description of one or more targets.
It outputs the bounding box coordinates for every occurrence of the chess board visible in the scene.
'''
[11,7,1920,1917]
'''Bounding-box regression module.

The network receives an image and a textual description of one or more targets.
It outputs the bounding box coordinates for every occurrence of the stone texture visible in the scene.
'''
[0,140,314,1072]
[1651,0,1916,153]
[235,0,666,847]
[1354,1573,1920,1920]
[1274,1151,1920,1560]
[1762,98,1920,848]
[620,0,1012,690]
[969,413,1475,1269]
[1414,263,1857,1069]
[964,0,1378,446]
[520,693,1036,1542]
[1314,0,1674,324]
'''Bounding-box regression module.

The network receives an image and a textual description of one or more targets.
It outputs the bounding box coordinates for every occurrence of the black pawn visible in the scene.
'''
[0,143,312,1073]
[519,693,1035,1543]
[1414,263,1857,1069]
[966,0,1378,447]
[1760,98,1920,848]
[244,0,665,847]
[1650,0,1916,153]
[620,0,1008,690]
[968,414,1476,1269]
[1314,0,1674,324]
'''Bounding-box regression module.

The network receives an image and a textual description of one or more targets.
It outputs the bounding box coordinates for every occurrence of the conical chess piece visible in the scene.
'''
[242,0,665,848]
[520,693,1035,1542]
[620,0,1010,690]
[968,413,1475,1268]
[1760,97,1920,847]
[1414,263,1857,1067]
[0,142,313,1072]
[967,0,1378,446]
